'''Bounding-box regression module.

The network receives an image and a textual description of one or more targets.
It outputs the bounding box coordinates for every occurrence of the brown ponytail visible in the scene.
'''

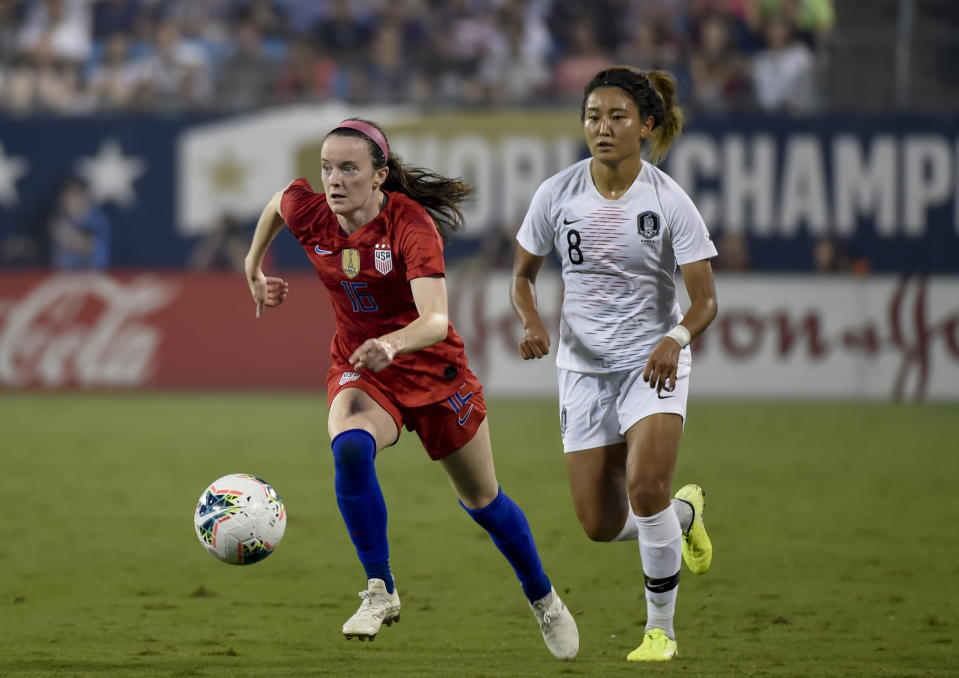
[382,156,473,241]
[645,70,683,165]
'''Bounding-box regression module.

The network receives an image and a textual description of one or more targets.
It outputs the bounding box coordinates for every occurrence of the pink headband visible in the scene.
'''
[332,120,389,161]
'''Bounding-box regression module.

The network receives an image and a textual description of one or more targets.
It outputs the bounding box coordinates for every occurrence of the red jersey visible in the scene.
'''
[281,178,470,407]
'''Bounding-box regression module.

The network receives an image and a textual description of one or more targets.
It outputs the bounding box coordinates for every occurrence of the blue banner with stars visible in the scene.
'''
[0,116,188,269]
[0,114,315,271]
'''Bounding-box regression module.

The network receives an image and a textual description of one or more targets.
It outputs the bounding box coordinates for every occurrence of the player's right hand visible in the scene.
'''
[349,337,397,372]
[519,323,550,360]
[248,270,290,318]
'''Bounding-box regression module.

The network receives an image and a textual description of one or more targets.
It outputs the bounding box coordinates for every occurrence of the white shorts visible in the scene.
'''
[558,361,691,453]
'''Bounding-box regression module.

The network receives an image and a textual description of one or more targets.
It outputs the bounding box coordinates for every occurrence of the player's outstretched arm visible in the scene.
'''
[510,245,550,360]
[245,189,290,318]
[350,275,449,372]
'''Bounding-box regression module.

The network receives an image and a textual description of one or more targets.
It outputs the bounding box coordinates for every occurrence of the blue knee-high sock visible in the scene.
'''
[331,429,393,593]
[461,489,551,603]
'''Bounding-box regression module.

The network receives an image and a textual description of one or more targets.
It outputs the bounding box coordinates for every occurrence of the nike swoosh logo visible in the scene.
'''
[563,217,583,225]
[315,245,333,254]
[657,392,675,399]
[457,403,474,426]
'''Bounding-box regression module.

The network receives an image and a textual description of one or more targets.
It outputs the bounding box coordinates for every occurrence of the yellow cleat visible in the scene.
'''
[674,483,712,574]
[626,629,678,661]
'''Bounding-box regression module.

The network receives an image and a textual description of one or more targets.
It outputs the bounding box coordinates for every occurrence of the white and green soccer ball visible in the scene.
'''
[194,473,286,565]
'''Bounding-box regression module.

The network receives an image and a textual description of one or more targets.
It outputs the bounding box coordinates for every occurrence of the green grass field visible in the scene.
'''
[1,394,957,677]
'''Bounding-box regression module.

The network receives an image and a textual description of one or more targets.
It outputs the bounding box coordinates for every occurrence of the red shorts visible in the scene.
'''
[326,367,487,461]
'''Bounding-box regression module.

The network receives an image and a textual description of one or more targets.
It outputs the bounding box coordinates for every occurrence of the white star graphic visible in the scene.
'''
[76,139,146,208]
[0,141,29,208]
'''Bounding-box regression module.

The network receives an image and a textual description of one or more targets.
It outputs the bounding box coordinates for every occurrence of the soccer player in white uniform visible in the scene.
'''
[510,66,718,662]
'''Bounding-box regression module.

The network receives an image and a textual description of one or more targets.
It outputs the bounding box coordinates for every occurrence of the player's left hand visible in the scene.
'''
[350,338,397,372]
[643,337,681,393]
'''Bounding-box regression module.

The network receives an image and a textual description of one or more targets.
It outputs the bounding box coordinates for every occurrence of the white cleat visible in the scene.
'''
[529,586,579,660]
[342,579,401,641]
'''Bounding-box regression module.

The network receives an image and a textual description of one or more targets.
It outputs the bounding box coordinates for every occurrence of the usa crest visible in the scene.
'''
[373,243,393,275]
[341,248,360,278]
[637,211,660,239]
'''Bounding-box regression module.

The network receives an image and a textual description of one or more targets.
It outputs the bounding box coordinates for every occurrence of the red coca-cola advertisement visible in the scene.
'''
[0,273,336,389]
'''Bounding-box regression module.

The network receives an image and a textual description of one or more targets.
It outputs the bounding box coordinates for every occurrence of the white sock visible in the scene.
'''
[612,507,639,541]
[615,498,691,541]
[635,505,682,639]
[671,497,694,533]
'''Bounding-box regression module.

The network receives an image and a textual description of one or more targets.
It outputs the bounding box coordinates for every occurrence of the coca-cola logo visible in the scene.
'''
[0,274,176,387]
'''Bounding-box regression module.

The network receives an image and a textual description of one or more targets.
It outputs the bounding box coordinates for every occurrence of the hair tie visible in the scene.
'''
[332,120,389,160]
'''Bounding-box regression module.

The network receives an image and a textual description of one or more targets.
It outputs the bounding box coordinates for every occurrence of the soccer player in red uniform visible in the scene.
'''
[243,119,578,659]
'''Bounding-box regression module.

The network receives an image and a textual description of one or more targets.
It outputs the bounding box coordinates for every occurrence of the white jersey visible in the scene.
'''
[517,158,717,374]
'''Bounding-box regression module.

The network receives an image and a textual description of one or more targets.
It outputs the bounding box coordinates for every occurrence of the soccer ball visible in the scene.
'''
[194,473,287,565]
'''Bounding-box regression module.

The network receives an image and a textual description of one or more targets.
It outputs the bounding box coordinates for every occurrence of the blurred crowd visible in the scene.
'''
[0,0,834,116]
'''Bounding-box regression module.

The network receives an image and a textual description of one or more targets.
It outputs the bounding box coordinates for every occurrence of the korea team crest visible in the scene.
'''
[637,211,660,239]
[341,248,360,278]
[373,243,393,275]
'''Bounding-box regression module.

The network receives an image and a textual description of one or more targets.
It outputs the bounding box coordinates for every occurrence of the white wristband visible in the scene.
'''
[666,325,691,348]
